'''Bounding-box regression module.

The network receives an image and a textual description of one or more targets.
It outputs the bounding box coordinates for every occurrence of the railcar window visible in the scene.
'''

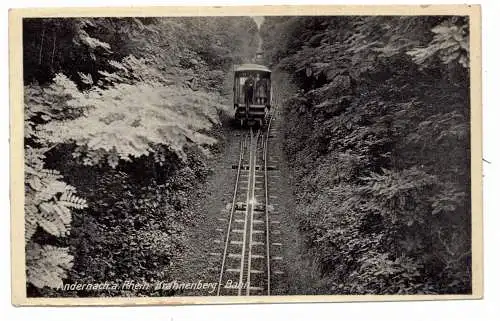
[236,77,248,104]
[235,72,271,105]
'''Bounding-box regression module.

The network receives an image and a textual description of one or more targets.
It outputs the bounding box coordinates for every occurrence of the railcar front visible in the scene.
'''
[233,64,271,127]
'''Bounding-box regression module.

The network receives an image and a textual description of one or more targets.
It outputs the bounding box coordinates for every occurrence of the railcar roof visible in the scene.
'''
[234,63,271,73]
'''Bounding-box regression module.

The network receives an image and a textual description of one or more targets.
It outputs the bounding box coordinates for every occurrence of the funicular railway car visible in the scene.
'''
[233,63,272,127]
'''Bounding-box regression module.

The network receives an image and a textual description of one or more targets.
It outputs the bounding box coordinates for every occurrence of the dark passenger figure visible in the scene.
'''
[256,76,267,105]
[243,76,255,118]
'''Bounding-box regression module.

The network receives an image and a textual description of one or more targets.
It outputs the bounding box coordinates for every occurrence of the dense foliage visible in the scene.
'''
[24,17,258,296]
[262,16,471,294]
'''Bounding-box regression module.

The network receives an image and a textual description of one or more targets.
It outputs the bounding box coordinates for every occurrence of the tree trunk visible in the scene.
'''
[38,26,46,65]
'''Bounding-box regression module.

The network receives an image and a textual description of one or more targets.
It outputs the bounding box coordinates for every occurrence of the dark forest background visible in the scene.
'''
[24,17,259,297]
[261,16,471,294]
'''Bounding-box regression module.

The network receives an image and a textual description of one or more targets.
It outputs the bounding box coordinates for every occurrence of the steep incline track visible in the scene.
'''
[214,113,282,296]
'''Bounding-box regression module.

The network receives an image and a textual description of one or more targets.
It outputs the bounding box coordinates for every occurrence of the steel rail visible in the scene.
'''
[264,111,273,295]
[216,132,247,296]
[245,129,263,295]
[238,127,254,295]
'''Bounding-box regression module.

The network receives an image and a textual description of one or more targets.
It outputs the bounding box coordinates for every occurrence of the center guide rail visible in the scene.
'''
[216,112,274,296]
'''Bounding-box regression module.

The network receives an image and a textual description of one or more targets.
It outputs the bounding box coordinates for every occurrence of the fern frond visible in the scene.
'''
[407,20,469,68]
[25,205,38,241]
[38,79,225,166]
[26,242,73,289]
[25,161,87,239]
[38,202,71,237]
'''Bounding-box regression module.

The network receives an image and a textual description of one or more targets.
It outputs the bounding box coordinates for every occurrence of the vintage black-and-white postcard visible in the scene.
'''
[10,4,482,305]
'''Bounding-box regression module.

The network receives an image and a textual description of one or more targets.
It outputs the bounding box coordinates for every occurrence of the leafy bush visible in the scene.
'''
[39,74,224,166]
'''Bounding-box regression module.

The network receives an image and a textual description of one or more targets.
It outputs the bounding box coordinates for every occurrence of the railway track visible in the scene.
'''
[214,113,281,296]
